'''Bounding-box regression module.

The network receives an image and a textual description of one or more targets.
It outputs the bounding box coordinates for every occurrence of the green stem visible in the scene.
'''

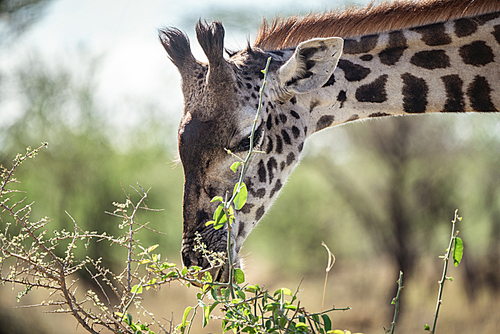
[222,57,272,299]
[225,204,235,299]
[308,306,351,316]
[226,56,272,208]
[390,271,403,334]
[120,279,143,324]
[431,210,459,334]
[186,305,198,334]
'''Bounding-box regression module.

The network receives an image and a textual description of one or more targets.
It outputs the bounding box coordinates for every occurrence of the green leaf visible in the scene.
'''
[278,316,287,328]
[209,300,220,313]
[204,271,213,283]
[311,314,320,331]
[321,314,332,332]
[181,267,188,276]
[453,237,464,267]
[213,203,225,222]
[211,196,223,203]
[230,162,242,172]
[213,204,227,230]
[295,322,308,328]
[126,313,133,325]
[197,299,208,327]
[233,183,248,210]
[234,268,245,284]
[213,217,227,230]
[160,262,176,270]
[236,290,246,300]
[181,306,192,328]
[211,286,219,300]
[274,288,292,297]
[205,220,215,226]
[147,244,159,253]
[164,271,178,278]
[242,326,257,334]
[245,285,259,293]
[203,304,210,327]
[131,284,143,294]
[424,324,430,331]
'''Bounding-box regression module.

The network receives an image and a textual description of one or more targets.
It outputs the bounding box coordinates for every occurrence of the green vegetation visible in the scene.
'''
[0,55,474,334]
[0,142,355,334]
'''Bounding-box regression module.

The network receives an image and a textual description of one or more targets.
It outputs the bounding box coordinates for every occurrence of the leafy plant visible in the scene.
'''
[0,57,469,334]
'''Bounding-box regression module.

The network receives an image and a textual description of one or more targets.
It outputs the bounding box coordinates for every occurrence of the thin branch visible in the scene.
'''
[390,271,404,334]
[430,210,461,334]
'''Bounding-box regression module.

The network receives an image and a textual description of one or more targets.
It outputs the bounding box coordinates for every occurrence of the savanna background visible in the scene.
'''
[1,0,500,333]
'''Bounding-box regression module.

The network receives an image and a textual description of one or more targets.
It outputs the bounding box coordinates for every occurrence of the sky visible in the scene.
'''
[0,0,369,130]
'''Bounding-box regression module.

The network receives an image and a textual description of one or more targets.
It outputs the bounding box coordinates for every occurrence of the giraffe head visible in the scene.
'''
[159,21,343,281]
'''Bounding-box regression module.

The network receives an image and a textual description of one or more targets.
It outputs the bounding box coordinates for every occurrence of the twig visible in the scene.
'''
[321,241,335,312]
[390,271,403,334]
[284,301,301,333]
[429,210,461,334]
[220,56,272,299]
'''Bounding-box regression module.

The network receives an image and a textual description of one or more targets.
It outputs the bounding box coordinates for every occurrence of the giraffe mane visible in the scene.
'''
[254,0,500,50]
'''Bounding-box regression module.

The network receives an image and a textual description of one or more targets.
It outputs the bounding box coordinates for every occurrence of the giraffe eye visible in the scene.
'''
[234,125,263,152]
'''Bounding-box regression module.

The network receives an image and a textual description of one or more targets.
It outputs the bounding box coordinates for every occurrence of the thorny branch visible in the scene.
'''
[0,144,180,333]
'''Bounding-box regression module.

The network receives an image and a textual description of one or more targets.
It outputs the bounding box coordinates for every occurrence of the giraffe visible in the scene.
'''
[159,0,500,281]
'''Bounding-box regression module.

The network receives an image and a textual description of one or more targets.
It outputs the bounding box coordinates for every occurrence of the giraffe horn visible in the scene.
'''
[159,27,200,77]
[196,20,225,66]
[196,20,234,88]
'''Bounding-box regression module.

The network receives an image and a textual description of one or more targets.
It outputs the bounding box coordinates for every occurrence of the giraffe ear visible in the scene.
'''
[273,37,343,100]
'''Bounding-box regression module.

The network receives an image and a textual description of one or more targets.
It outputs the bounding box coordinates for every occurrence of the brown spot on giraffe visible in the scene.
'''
[309,100,320,112]
[316,115,335,131]
[379,30,408,65]
[355,75,388,103]
[402,73,429,113]
[411,22,452,46]
[411,50,450,69]
[454,18,478,37]
[493,25,500,44]
[343,35,379,54]
[459,41,495,66]
[337,59,371,81]
[441,75,465,112]
[467,76,497,112]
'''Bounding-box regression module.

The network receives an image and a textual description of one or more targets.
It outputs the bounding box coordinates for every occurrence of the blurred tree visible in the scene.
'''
[310,115,500,307]
[0,0,51,43]
[0,56,184,333]
[316,117,458,277]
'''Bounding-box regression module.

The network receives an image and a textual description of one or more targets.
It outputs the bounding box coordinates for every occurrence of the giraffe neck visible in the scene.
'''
[282,11,500,135]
